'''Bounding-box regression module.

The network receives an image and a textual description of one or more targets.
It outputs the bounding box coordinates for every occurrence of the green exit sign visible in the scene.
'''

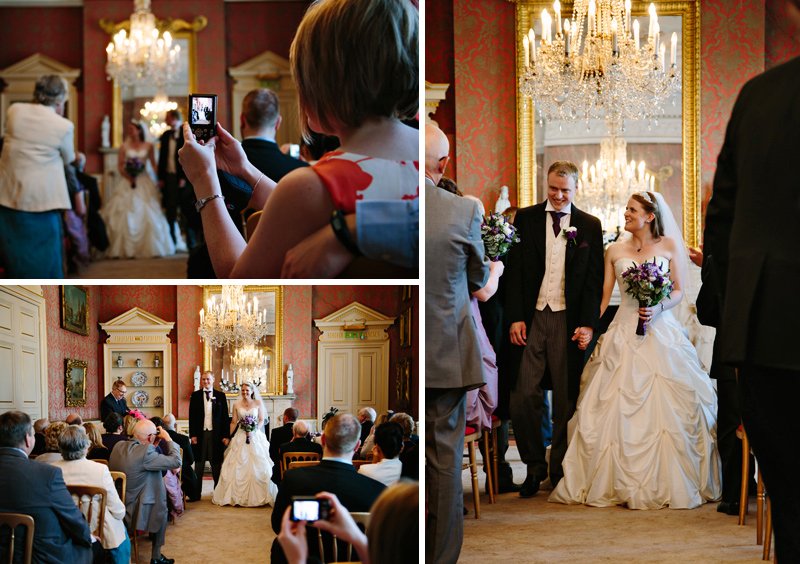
[344,331,364,339]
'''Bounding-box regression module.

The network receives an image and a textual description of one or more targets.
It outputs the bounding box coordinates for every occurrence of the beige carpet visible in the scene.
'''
[134,479,277,564]
[458,445,770,563]
[67,252,189,279]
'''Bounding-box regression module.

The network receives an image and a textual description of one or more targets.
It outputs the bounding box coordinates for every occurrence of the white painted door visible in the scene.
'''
[320,345,384,419]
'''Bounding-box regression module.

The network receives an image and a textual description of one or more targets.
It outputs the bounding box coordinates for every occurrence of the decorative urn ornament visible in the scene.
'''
[154,354,160,367]
[116,353,124,368]
[136,358,143,368]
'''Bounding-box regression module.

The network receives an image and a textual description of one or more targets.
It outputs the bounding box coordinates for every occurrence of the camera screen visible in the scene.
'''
[190,96,215,125]
[292,500,320,521]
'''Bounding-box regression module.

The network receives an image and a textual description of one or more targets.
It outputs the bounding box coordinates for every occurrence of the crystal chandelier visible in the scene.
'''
[198,286,272,349]
[105,0,181,88]
[519,0,680,130]
[139,93,178,139]
[230,345,269,384]
[576,135,653,234]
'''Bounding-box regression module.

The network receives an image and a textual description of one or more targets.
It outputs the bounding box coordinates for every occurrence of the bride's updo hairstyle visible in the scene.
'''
[290,0,418,140]
[129,120,145,142]
[631,191,665,238]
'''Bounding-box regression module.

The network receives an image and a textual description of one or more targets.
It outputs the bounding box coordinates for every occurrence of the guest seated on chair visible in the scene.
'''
[82,422,110,461]
[277,420,323,482]
[66,414,83,426]
[101,413,128,453]
[109,419,181,564]
[123,414,139,438]
[278,481,419,564]
[32,417,49,455]
[357,408,376,445]
[270,414,386,564]
[359,410,394,460]
[358,422,404,487]
[52,425,131,564]
[270,407,298,484]
[390,413,418,480]
[0,411,94,564]
[37,420,69,464]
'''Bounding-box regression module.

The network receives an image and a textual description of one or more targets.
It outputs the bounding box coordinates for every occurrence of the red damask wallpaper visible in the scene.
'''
[284,285,313,417]
[425,0,457,179]
[453,0,518,211]
[176,286,204,419]
[0,8,83,70]
[765,0,800,69]
[224,2,310,67]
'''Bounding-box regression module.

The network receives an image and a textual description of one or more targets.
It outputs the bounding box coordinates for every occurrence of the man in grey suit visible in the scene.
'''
[703,4,800,557]
[425,123,491,564]
[110,419,181,564]
[0,411,93,564]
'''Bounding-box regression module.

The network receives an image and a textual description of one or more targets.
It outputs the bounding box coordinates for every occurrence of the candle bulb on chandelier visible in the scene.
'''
[554,0,561,36]
[633,19,640,50]
[200,309,204,324]
[648,3,656,40]
[523,35,530,68]
[588,0,596,36]
[654,23,660,54]
[564,19,571,56]
[670,32,677,67]
[625,0,631,33]
[611,18,618,55]
[659,42,666,67]
[529,28,536,62]
[106,44,113,63]
[542,9,551,44]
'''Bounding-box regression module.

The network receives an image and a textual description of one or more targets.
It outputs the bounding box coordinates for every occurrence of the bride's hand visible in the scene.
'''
[277,507,308,564]
[638,305,658,323]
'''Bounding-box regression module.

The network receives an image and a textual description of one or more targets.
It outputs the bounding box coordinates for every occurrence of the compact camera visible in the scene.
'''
[290,497,331,522]
[188,93,218,141]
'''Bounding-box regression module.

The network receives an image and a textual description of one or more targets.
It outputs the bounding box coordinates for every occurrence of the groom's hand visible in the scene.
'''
[510,322,527,346]
[572,327,593,350]
[190,437,197,445]
[222,438,230,446]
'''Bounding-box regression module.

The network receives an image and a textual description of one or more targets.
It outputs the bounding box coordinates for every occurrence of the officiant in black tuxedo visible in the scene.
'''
[189,371,230,498]
[703,7,800,556]
[505,161,604,497]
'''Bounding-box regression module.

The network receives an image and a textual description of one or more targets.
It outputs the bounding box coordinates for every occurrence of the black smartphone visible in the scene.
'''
[188,93,217,141]
[290,497,331,521]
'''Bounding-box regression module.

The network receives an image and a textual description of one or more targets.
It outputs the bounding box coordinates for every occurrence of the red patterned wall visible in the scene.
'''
[225,2,310,66]
[176,285,204,419]
[0,8,83,70]
[765,0,800,69]
[43,286,102,422]
[425,0,457,179]
[453,0,518,211]
[284,285,313,417]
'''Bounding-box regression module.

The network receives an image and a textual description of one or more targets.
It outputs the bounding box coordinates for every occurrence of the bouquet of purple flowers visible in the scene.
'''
[620,258,675,336]
[239,414,258,444]
[481,212,520,261]
[124,157,145,188]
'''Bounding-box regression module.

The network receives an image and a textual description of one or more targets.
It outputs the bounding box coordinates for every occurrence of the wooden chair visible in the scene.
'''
[737,427,776,562]
[289,460,321,470]
[129,497,142,564]
[65,485,107,544]
[91,459,109,466]
[478,416,501,505]
[352,460,372,470]
[463,426,481,519]
[316,512,370,563]
[109,471,126,505]
[245,210,262,241]
[282,451,321,474]
[27,454,37,460]
[0,513,34,564]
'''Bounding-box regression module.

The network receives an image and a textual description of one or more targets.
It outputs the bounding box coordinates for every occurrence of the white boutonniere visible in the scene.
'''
[562,226,578,246]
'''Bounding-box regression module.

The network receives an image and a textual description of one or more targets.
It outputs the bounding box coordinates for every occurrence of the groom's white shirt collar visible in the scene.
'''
[544,201,572,215]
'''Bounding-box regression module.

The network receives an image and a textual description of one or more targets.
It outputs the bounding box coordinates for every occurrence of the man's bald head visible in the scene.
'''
[425,123,450,185]
[293,420,309,438]
[133,420,156,442]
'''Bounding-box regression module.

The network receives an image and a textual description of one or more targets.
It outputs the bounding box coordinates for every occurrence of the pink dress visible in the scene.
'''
[466,297,498,431]
[311,151,419,213]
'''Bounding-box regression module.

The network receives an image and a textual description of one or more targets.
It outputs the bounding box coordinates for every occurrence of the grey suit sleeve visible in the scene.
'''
[142,441,181,471]
[466,201,490,293]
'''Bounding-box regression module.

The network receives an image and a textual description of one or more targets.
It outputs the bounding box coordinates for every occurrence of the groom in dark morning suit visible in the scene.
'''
[703,3,800,557]
[189,371,230,499]
[506,161,604,497]
[157,109,189,247]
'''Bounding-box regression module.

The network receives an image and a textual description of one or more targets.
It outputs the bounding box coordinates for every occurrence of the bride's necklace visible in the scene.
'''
[636,238,655,252]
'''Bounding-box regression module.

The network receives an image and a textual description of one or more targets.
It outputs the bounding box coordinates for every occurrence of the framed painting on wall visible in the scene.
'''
[65,358,88,407]
[396,357,411,411]
[61,285,89,336]
[399,308,413,348]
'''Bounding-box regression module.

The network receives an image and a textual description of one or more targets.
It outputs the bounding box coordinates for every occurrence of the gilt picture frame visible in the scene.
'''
[61,285,89,336]
[65,358,88,407]
[396,357,411,411]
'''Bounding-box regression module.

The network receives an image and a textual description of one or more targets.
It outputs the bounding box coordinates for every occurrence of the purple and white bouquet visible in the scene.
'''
[124,157,145,188]
[239,414,258,444]
[620,258,675,336]
[481,212,520,261]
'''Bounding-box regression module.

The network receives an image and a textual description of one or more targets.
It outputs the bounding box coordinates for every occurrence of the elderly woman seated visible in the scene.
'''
[83,422,110,461]
[51,425,131,564]
[35,420,69,463]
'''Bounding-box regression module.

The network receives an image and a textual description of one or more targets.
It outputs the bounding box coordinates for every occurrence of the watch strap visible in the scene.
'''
[330,209,362,256]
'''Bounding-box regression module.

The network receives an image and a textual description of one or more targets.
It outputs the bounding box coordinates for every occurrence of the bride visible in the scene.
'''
[101,121,176,259]
[212,381,278,507]
[549,191,721,509]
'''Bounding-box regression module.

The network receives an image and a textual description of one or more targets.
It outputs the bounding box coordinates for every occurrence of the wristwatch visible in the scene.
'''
[330,209,362,256]
[195,194,225,213]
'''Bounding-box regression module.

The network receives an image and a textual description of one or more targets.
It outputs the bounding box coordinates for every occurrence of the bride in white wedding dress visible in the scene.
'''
[212,381,278,507]
[101,121,176,259]
[550,191,721,510]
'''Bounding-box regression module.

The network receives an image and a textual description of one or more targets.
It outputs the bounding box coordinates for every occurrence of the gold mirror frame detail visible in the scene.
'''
[99,16,207,148]
[201,285,284,396]
[512,0,701,246]
[65,358,88,408]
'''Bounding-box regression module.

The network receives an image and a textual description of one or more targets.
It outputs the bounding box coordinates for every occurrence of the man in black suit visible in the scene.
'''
[157,109,191,248]
[0,410,93,564]
[99,380,130,424]
[703,8,800,557]
[188,371,230,498]
[32,418,48,455]
[163,413,199,502]
[270,414,384,564]
[269,407,297,484]
[506,161,604,497]
[277,420,323,482]
[356,407,375,444]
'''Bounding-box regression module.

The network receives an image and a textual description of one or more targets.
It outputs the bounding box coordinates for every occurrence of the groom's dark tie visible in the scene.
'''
[550,211,565,238]
[205,390,211,400]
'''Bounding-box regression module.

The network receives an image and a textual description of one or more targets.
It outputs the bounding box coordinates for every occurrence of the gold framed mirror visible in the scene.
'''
[201,285,284,396]
[513,0,700,246]
[100,16,206,147]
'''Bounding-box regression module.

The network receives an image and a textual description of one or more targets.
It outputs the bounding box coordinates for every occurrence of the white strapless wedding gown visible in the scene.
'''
[101,148,176,259]
[549,256,722,509]
[212,407,278,507]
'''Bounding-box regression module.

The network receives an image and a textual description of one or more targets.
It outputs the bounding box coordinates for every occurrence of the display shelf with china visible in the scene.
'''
[101,307,174,418]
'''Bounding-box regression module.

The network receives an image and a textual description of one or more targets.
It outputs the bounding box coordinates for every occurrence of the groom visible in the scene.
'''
[506,161,604,497]
[189,371,230,499]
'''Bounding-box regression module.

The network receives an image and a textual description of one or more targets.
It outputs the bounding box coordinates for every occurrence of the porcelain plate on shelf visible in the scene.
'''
[131,390,149,407]
[153,396,163,408]
[131,371,147,386]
